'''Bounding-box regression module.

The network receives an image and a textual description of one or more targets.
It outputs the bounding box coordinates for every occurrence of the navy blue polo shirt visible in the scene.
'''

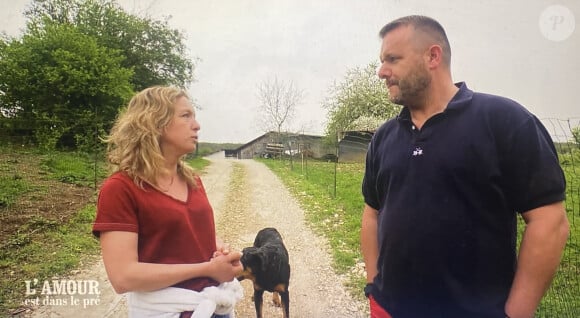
[362,82,565,318]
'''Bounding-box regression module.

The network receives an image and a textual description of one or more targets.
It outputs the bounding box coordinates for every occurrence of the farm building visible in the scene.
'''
[225,131,335,160]
[338,130,374,163]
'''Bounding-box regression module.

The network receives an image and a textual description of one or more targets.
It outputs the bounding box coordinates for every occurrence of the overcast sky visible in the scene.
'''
[1,0,578,143]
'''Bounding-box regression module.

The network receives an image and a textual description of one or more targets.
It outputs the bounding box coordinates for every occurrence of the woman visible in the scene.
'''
[93,86,243,318]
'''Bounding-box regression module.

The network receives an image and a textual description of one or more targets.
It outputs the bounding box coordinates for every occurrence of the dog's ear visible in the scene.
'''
[259,250,269,272]
[241,247,262,268]
[241,246,257,255]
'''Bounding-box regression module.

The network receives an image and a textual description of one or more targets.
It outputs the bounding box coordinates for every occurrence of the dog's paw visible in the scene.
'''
[272,291,282,307]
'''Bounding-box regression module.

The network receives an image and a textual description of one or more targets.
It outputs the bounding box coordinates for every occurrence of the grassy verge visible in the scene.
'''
[0,205,101,311]
[0,149,105,314]
[261,157,580,314]
[40,152,108,187]
[187,157,211,172]
[0,176,30,208]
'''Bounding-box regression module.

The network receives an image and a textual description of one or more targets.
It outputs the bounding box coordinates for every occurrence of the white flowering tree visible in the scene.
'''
[323,62,400,144]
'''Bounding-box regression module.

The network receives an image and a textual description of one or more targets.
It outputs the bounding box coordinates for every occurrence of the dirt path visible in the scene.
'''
[24,154,367,317]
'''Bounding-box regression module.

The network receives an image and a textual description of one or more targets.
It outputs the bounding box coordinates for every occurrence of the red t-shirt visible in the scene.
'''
[92,172,218,291]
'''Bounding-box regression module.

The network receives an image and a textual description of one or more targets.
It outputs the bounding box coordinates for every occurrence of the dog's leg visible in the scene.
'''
[253,289,264,318]
[272,291,281,307]
[280,290,289,318]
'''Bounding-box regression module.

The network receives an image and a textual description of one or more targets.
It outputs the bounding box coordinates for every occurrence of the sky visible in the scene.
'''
[1,0,578,143]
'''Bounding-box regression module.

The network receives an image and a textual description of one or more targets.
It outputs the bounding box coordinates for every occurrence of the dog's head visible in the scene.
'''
[237,246,267,282]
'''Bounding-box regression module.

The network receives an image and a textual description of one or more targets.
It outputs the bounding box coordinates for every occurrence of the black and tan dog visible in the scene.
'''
[238,227,290,318]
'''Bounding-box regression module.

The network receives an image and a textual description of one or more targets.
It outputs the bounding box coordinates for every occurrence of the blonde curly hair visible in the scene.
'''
[104,86,198,189]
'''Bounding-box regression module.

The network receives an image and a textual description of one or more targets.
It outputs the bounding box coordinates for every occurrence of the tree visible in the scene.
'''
[24,0,195,90]
[256,76,304,136]
[0,23,133,149]
[323,62,400,144]
[0,0,196,150]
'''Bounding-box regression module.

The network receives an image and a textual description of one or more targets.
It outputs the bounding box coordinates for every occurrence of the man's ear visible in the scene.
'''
[426,44,443,69]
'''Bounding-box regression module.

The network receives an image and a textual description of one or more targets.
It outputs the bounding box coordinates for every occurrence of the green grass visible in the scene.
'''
[0,148,104,314]
[187,156,211,172]
[0,205,99,313]
[0,156,34,207]
[537,163,580,316]
[40,151,108,187]
[261,157,580,314]
[0,176,30,208]
[35,150,205,186]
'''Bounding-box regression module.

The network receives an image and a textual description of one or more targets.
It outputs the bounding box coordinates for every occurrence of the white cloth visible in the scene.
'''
[128,279,243,318]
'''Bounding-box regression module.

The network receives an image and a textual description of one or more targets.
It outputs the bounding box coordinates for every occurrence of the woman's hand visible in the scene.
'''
[214,238,231,258]
[208,251,243,283]
[214,238,241,265]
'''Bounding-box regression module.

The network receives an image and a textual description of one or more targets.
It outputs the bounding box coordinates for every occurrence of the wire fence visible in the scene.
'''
[1,117,579,316]
[538,118,580,317]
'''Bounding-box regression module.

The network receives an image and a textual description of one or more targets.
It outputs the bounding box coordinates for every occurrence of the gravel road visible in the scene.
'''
[24,153,368,318]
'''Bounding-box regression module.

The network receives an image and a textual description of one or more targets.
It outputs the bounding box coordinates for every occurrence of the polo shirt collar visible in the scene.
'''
[447,82,473,111]
[396,82,474,122]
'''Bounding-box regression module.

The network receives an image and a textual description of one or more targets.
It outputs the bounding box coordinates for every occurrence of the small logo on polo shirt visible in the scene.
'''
[412,147,423,156]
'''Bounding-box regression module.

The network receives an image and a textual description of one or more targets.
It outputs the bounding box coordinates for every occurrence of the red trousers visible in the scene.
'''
[370,295,393,318]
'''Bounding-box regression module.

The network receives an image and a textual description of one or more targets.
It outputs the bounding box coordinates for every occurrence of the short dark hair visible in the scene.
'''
[379,15,451,66]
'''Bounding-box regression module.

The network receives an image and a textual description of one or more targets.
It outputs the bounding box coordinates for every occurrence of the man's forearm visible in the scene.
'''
[361,205,379,282]
[505,204,569,318]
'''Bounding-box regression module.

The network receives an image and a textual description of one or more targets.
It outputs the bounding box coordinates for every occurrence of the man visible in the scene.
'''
[360,15,569,318]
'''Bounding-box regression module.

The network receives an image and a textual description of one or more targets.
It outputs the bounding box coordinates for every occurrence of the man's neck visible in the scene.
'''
[409,81,458,129]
